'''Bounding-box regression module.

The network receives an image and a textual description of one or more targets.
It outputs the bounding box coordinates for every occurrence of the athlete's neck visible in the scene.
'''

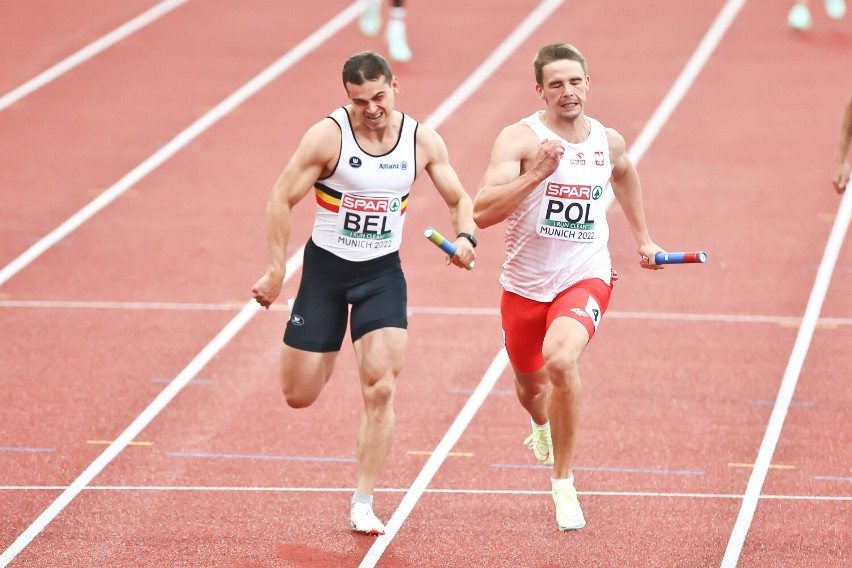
[540,112,590,144]
[351,109,402,153]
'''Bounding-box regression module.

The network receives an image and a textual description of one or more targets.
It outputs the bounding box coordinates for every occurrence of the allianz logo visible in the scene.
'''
[379,161,408,170]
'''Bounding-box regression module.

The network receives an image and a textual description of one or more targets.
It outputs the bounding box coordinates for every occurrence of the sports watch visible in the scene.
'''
[457,232,477,248]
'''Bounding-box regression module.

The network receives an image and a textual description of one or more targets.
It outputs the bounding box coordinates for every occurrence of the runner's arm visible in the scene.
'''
[607,128,664,269]
[252,120,337,307]
[474,123,558,228]
[419,126,477,268]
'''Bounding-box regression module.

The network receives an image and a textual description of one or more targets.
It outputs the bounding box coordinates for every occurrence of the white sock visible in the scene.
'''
[551,476,575,489]
[365,0,380,10]
[352,491,373,506]
[389,6,406,22]
[531,417,549,430]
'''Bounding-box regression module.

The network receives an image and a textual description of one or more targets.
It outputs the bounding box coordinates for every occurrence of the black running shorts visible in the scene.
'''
[283,238,408,352]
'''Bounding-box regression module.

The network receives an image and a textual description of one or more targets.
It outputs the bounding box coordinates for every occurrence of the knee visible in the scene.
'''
[282,386,316,409]
[515,374,549,399]
[281,373,321,409]
[544,352,581,385]
[362,379,395,410]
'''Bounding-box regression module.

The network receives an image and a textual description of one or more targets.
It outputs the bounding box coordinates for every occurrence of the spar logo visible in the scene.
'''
[342,195,389,212]
[545,183,592,200]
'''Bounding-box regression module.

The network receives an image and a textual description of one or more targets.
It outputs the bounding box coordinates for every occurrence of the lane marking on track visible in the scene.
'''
[359,0,567,562]
[3,299,851,327]
[86,440,153,447]
[602,0,747,209]
[407,451,474,457]
[362,0,752,565]
[492,464,704,476]
[750,400,814,407]
[721,186,852,568]
[727,463,795,470]
[359,350,509,567]
[0,242,304,567]
[449,387,514,395]
[0,0,189,112]
[1,485,849,502]
[0,1,363,288]
[149,377,213,385]
[166,451,355,463]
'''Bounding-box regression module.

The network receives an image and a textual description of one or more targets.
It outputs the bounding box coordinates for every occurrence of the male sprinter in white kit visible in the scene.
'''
[473,43,664,531]
[252,51,476,535]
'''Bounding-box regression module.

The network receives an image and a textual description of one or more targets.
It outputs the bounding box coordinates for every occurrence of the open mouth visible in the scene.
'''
[365,110,383,124]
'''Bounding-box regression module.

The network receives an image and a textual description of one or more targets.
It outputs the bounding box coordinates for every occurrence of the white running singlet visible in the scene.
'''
[311,106,417,261]
[500,112,613,302]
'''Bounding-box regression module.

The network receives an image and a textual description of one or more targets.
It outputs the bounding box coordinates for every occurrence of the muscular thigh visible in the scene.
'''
[283,240,350,352]
[502,278,613,374]
[284,239,408,352]
[546,277,612,340]
[501,291,549,374]
[347,255,407,342]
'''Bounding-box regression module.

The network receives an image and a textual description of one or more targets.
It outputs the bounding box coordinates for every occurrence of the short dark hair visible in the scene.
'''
[342,51,393,86]
[533,43,587,86]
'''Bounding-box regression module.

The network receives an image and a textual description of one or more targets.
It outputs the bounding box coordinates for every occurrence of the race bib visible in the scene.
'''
[335,194,403,250]
[535,182,603,242]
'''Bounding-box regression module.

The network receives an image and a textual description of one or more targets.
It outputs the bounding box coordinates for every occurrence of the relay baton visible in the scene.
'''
[423,227,474,270]
[654,251,708,265]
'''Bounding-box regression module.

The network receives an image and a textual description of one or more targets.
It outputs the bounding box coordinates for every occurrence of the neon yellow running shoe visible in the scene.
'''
[523,420,554,466]
[552,483,586,531]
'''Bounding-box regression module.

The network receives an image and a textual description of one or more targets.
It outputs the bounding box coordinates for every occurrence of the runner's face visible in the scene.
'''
[346,77,399,130]
[537,60,588,119]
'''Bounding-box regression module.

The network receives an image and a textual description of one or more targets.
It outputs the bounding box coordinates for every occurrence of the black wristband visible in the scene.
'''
[457,232,477,248]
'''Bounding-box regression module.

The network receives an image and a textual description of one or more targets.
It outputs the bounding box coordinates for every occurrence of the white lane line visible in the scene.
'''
[720,187,852,568]
[0,247,303,567]
[0,0,189,112]
[2,485,850,502]
[360,0,749,564]
[6,300,852,326]
[359,349,510,567]
[627,0,747,167]
[0,1,363,288]
[423,0,562,130]
[603,0,747,209]
[358,1,566,563]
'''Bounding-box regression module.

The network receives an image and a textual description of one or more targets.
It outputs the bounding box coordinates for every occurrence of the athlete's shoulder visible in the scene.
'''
[604,127,625,154]
[298,114,343,161]
[492,120,538,158]
[413,121,445,159]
